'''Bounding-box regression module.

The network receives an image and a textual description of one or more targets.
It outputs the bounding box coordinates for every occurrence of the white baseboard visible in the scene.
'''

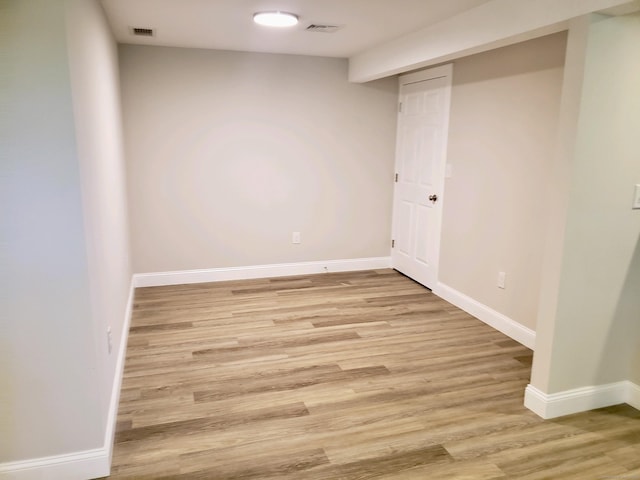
[525,381,640,419]
[103,279,135,469]
[0,278,135,480]
[624,381,640,410]
[0,449,109,480]
[433,282,536,350]
[133,256,392,287]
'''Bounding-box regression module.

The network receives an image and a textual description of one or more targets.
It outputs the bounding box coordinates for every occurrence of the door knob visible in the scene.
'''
[428,194,438,203]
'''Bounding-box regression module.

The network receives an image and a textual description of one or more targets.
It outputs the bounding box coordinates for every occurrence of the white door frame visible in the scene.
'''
[391,64,453,288]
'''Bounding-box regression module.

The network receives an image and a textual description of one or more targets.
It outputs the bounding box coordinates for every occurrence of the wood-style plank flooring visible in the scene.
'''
[107,269,640,479]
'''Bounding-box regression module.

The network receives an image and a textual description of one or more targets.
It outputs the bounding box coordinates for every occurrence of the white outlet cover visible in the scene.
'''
[445,163,453,178]
[497,272,506,289]
[107,327,113,353]
[633,184,640,209]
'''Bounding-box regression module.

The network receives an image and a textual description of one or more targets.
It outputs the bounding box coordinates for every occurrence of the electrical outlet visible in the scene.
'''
[292,232,301,244]
[497,272,506,289]
[445,163,453,178]
[107,327,113,354]
[633,184,640,209]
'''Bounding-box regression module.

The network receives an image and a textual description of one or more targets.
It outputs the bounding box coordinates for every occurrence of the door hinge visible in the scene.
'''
[394,173,398,183]
[392,239,395,248]
[398,102,403,113]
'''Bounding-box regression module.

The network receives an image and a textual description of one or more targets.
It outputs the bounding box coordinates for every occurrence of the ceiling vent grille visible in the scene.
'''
[130,27,155,37]
[305,24,342,33]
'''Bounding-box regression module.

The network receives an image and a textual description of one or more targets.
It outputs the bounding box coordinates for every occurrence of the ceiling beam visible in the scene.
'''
[348,0,638,82]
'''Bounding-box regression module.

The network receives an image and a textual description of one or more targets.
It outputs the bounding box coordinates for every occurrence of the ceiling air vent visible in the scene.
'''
[305,24,342,34]
[130,27,155,37]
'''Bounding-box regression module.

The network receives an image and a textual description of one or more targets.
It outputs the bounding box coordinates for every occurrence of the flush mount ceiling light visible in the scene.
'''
[253,11,299,27]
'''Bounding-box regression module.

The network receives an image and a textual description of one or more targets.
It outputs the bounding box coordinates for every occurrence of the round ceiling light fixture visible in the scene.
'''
[253,11,299,27]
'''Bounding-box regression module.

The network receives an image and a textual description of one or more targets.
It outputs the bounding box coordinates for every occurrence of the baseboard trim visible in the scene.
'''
[625,381,640,410]
[0,278,135,480]
[133,257,393,287]
[102,278,135,469]
[524,381,640,419]
[0,448,108,480]
[433,282,536,350]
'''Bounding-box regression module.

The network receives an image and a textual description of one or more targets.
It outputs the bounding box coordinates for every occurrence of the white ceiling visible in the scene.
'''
[100,0,492,58]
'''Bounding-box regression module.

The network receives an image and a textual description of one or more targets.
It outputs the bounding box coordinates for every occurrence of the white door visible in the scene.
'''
[391,65,452,289]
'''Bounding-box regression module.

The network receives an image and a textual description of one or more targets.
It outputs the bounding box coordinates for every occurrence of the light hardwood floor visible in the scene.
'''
[107,269,640,479]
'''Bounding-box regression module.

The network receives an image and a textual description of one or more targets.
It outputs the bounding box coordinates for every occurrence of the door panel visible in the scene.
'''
[391,65,453,289]
[415,206,430,265]
[419,128,438,186]
[396,201,413,255]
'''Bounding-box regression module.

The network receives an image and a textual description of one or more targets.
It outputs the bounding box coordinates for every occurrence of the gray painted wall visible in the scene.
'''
[0,0,131,465]
[441,32,567,330]
[1,0,101,460]
[532,13,640,393]
[66,0,133,428]
[119,46,398,273]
